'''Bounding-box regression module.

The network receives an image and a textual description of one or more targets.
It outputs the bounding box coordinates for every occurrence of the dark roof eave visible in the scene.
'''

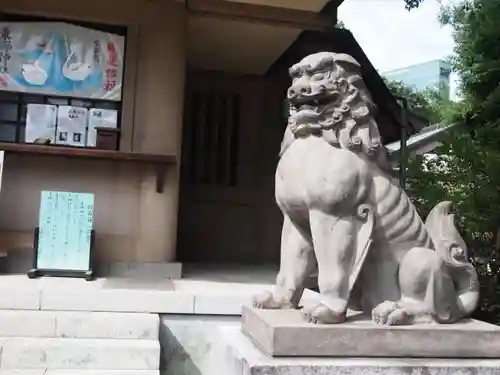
[265,1,426,143]
[321,0,346,15]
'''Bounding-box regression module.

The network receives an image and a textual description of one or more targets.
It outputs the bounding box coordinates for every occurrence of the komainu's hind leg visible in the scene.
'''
[372,247,458,325]
[253,215,315,309]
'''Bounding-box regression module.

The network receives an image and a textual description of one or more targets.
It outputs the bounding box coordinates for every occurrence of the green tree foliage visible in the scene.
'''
[383,79,454,124]
[404,0,425,10]
[400,0,500,324]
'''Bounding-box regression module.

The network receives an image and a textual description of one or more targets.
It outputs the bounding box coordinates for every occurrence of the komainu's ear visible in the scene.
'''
[333,53,361,68]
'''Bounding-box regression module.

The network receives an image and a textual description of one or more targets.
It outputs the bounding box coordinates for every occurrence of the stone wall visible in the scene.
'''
[160,314,239,375]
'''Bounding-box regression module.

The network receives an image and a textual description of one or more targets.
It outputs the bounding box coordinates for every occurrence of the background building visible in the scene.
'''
[382,59,452,99]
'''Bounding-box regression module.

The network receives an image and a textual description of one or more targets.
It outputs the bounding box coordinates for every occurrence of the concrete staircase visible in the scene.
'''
[0,310,160,374]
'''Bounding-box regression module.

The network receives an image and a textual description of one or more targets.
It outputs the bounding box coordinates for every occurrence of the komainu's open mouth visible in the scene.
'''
[290,94,337,112]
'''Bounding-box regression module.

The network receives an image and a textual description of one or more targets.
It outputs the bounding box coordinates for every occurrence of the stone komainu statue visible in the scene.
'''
[253,52,479,325]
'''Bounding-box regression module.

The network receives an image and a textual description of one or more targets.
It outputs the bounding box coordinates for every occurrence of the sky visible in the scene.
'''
[338,0,460,97]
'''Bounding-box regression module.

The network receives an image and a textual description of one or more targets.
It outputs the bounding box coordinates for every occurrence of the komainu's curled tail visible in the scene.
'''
[425,201,480,323]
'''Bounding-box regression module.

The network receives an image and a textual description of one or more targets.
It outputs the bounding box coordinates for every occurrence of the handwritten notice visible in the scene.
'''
[37,191,94,271]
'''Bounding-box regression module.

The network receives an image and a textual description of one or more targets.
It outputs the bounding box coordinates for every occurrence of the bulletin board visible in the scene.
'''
[28,190,95,280]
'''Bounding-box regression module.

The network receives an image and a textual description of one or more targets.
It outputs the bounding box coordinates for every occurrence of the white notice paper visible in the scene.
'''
[56,106,88,147]
[25,104,57,143]
[87,108,118,147]
[37,191,94,271]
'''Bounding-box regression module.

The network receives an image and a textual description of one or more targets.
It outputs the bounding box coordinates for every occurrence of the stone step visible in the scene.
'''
[0,372,159,375]
[0,338,160,370]
[0,311,158,339]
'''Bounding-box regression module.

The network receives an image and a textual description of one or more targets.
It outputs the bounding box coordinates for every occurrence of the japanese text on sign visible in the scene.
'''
[0,27,12,74]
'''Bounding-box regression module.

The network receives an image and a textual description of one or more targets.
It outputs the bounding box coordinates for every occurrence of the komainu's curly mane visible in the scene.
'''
[280,53,392,172]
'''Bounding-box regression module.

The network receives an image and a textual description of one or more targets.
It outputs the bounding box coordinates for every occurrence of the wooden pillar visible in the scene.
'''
[133,0,186,262]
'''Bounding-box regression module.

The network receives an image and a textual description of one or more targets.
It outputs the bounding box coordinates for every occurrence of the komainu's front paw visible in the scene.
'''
[302,303,346,324]
[372,301,398,325]
[386,308,411,326]
[252,291,294,310]
[372,301,412,325]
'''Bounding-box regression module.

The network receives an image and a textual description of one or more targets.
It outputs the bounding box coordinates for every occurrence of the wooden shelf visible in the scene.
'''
[0,142,176,193]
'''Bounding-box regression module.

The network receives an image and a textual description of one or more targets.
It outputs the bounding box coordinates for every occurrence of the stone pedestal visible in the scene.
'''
[217,323,500,375]
[241,306,500,358]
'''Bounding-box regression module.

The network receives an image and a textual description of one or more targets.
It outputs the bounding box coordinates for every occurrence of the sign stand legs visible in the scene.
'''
[27,227,96,281]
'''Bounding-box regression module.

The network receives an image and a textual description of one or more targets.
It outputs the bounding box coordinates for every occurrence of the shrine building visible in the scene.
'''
[0,0,426,277]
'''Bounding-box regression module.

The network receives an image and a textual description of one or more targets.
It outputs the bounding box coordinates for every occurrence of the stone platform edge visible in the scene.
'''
[219,325,500,375]
[241,305,500,358]
[0,275,319,315]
